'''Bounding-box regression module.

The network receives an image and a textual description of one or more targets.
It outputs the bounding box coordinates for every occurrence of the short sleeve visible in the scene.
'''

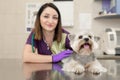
[26,32,38,49]
[26,32,33,45]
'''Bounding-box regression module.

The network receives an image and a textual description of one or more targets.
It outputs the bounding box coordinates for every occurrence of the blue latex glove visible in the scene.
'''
[52,49,73,63]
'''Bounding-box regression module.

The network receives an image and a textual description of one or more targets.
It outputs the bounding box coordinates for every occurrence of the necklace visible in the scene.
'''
[42,31,54,50]
[44,39,50,50]
[43,37,53,50]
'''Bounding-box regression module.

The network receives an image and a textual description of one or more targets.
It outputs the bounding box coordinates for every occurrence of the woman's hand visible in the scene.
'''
[52,49,73,63]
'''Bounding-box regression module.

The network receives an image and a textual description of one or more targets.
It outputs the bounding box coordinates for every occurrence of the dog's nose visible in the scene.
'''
[84,38,89,42]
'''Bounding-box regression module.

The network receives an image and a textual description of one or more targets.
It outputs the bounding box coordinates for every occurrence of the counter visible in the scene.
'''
[0,59,120,80]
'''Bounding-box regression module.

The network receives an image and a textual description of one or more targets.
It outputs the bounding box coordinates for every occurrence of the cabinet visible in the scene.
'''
[93,0,120,19]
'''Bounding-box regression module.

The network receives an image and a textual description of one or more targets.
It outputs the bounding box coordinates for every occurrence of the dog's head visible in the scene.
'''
[68,32,98,55]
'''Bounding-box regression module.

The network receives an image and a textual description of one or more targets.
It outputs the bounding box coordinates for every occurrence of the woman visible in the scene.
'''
[23,3,72,63]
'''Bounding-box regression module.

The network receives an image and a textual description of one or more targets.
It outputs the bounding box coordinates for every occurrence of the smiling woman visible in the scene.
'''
[23,2,73,63]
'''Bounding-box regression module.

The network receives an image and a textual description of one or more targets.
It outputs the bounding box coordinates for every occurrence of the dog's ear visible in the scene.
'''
[91,35,99,50]
[93,40,99,49]
[94,36,100,42]
[68,34,76,41]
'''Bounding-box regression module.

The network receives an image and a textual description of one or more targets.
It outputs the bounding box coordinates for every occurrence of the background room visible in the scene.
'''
[1,0,120,80]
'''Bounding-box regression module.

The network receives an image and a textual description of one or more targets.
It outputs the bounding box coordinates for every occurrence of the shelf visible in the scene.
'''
[93,0,120,19]
[94,13,120,19]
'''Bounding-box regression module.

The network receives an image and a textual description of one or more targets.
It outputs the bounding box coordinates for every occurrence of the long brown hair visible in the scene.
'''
[33,3,62,43]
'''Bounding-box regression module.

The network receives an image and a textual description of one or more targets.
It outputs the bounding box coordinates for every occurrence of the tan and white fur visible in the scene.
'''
[62,32,107,74]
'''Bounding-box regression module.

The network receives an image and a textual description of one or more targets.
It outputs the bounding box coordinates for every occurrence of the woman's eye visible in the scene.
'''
[44,16,49,18]
[53,17,58,20]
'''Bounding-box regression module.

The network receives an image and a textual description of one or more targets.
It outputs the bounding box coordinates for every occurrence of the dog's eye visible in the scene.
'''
[89,35,92,39]
[79,36,83,39]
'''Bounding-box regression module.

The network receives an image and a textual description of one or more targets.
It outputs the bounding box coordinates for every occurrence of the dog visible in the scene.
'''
[62,32,107,74]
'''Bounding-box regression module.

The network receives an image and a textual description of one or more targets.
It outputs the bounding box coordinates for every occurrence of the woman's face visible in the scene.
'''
[40,7,58,32]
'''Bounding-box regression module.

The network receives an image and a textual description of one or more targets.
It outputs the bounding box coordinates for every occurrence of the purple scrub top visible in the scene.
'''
[26,29,72,55]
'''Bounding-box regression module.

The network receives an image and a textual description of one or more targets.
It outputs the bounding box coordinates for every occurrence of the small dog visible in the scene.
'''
[62,32,107,74]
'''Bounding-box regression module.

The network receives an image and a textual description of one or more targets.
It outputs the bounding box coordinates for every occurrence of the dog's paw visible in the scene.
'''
[100,67,107,72]
[88,65,107,74]
[88,66,100,74]
[73,64,85,74]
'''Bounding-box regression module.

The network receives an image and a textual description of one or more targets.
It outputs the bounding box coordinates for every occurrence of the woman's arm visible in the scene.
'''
[23,44,52,63]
